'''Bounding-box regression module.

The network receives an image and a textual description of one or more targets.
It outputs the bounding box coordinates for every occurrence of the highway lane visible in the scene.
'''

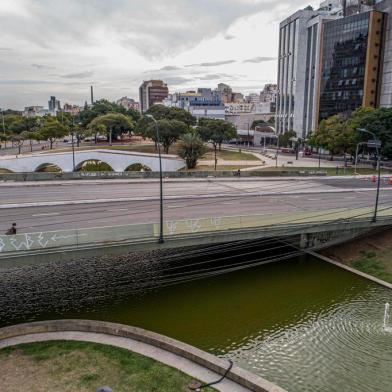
[1,187,392,233]
[0,177,387,206]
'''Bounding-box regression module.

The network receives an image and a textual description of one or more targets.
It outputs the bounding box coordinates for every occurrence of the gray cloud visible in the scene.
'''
[244,56,277,63]
[0,47,12,51]
[164,76,194,85]
[61,71,94,79]
[198,73,231,80]
[186,60,236,68]
[224,34,235,40]
[159,66,182,71]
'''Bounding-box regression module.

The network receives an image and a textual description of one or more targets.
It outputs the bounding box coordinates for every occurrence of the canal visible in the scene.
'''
[1,251,392,392]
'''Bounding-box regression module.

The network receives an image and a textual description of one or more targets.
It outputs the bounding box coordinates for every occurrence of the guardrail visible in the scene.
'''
[1,207,391,255]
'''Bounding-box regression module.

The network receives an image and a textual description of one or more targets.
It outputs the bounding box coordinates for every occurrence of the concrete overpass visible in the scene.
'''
[0,149,185,172]
[1,206,391,268]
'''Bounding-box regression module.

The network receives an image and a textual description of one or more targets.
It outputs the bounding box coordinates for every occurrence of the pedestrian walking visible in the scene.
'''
[5,223,17,235]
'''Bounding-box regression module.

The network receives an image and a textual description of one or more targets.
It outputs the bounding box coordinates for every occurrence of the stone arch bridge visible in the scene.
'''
[0,149,185,172]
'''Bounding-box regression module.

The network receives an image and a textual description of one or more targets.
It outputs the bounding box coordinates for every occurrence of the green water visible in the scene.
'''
[5,255,392,391]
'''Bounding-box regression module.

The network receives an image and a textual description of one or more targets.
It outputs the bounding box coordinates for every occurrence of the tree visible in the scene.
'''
[21,131,36,152]
[11,134,24,154]
[315,114,356,161]
[347,107,392,158]
[79,99,140,128]
[251,119,268,130]
[38,119,68,149]
[145,105,196,127]
[277,130,296,147]
[177,133,208,169]
[197,119,236,151]
[147,119,188,153]
[87,113,134,141]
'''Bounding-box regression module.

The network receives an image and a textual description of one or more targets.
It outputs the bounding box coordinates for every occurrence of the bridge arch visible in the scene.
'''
[75,159,114,172]
[35,163,63,172]
[125,163,152,172]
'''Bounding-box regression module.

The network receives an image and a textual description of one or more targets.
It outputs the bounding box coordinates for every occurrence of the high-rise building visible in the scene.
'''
[276,6,341,138]
[374,0,392,107]
[318,10,386,122]
[139,80,169,113]
[48,96,61,113]
[260,84,278,103]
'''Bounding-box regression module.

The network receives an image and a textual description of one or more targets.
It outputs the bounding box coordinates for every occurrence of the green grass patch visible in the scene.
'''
[256,166,390,176]
[204,149,260,161]
[351,251,392,283]
[0,340,216,392]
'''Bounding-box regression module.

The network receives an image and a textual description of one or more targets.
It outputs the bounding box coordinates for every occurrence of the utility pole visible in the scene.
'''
[358,128,381,222]
[146,114,164,244]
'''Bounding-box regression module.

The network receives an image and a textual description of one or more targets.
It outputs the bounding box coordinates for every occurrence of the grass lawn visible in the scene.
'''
[322,229,392,284]
[256,166,391,175]
[0,340,216,392]
[203,149,260,161]
[189,165,261,171]
[39,143,261,161]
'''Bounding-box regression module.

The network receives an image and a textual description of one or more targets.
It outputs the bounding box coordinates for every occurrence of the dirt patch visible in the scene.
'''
[322,228,392,282]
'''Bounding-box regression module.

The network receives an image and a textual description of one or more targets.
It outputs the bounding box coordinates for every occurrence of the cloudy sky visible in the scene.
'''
[0,0,319,110]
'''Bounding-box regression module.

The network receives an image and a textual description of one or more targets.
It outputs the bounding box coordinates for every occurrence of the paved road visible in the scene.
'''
[1,177,391,233]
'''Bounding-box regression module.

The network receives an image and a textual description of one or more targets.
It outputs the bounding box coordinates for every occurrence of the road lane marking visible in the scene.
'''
[32,213,60,217]
[107,208,128,212]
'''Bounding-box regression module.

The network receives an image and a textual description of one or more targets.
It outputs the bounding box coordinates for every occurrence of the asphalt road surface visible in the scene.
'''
[0,177,391,233]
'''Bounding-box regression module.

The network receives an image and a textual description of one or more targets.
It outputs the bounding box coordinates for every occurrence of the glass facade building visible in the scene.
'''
[318,11,386,121]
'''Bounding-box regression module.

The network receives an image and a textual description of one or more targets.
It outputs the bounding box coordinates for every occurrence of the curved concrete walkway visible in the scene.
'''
[0,320,287,392]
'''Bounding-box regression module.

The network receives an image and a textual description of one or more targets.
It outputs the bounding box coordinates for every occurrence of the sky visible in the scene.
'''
[0,0,319,110]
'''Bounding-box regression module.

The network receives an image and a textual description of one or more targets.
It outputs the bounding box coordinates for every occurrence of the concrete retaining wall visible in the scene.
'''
[0,319,287,392]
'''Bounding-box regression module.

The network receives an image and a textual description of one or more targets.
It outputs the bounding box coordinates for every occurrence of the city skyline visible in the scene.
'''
[0,0,319,110]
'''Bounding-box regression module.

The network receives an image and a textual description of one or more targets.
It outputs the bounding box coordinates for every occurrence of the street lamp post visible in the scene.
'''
[354,141,367,175]
[71,132,75,171]
[318,146,321,169]
[358,128,381,222]
[146,114,164,244]
[1,108,5,136]
[275,135,280,168]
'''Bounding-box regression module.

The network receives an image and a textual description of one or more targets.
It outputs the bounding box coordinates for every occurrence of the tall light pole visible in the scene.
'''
[358,128,381,222]
[71,118,76,171]
[354,141,367,175]
[146,114,164,243]
[1,108,5,136]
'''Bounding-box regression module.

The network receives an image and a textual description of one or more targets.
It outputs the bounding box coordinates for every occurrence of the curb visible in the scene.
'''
[0,320,287,392]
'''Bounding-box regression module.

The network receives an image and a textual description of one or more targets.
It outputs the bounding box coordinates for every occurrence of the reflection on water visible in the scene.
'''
[1,253,392,392]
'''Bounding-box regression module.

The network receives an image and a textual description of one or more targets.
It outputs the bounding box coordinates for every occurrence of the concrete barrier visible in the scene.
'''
[1,209,391,257]
[0,170,327,182]
[0,320,287,392]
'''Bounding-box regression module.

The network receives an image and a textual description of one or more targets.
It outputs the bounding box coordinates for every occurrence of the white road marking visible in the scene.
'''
[107,208,128,212]
[32,213,60,217]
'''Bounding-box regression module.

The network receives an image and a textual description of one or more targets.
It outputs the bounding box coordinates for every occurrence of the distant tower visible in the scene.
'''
[91,86,94,105]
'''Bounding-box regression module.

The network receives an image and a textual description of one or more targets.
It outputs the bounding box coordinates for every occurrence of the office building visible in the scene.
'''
[139,80,169,113]
[163,88,225,120]
[318,10,386,122]
[276,5,342,138]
